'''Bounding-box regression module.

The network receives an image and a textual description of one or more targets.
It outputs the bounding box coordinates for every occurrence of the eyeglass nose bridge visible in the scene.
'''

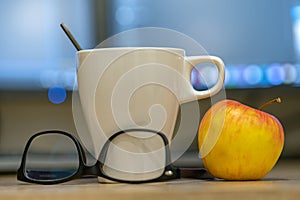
[80,164,101,176]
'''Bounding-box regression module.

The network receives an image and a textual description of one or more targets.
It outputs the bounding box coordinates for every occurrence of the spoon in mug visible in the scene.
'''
[60,23,83,51]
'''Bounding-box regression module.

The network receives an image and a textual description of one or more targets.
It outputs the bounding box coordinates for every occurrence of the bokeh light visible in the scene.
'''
[224,68,230,86]
[225,66,243,88]
[243,65,263,85]
[266,63,285,85]
[283,63,297,84]
[201,65,218,87]
[191,68,208,90]
[48,86,67,104]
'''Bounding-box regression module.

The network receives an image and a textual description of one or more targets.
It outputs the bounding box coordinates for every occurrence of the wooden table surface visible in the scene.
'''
[1,159,300,200]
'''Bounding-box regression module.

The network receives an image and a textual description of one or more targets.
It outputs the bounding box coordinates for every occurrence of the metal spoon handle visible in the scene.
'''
[60,23,82,51]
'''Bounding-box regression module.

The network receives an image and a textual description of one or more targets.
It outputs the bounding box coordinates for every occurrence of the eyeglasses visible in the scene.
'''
[17,129,213,184]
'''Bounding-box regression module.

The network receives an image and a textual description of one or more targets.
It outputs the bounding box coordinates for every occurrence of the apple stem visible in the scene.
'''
[258,97,281,110]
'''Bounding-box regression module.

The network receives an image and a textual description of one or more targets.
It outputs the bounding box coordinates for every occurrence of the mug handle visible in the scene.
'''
[184,56,225,101]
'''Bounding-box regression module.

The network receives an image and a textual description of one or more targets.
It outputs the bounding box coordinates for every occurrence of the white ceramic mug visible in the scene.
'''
[76,47,224,181]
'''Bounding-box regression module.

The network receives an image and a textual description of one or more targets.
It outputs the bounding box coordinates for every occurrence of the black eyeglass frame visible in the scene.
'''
[17,129,213,184]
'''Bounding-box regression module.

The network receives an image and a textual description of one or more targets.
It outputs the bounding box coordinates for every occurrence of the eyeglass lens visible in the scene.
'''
[24,133,80,182]
[101,130,167,182]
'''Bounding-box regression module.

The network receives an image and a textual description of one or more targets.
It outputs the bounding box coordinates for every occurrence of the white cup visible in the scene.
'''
[76,47,224,181]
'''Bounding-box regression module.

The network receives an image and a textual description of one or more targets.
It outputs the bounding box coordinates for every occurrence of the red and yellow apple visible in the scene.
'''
[198,98,284,180]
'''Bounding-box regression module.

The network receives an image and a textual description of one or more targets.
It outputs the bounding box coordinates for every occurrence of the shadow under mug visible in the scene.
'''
[76,47,225,182]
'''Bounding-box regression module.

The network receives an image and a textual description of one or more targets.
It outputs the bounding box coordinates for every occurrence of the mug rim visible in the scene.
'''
[76,47,185,55]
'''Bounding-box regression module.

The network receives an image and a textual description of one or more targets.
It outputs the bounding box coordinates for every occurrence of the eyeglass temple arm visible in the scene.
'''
[178,168,215,180]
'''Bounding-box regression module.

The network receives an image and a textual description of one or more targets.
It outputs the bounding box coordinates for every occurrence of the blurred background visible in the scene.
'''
[1,0,300,172]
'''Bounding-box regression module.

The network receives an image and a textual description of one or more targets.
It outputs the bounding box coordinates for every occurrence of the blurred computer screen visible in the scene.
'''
[1,0,300,90]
